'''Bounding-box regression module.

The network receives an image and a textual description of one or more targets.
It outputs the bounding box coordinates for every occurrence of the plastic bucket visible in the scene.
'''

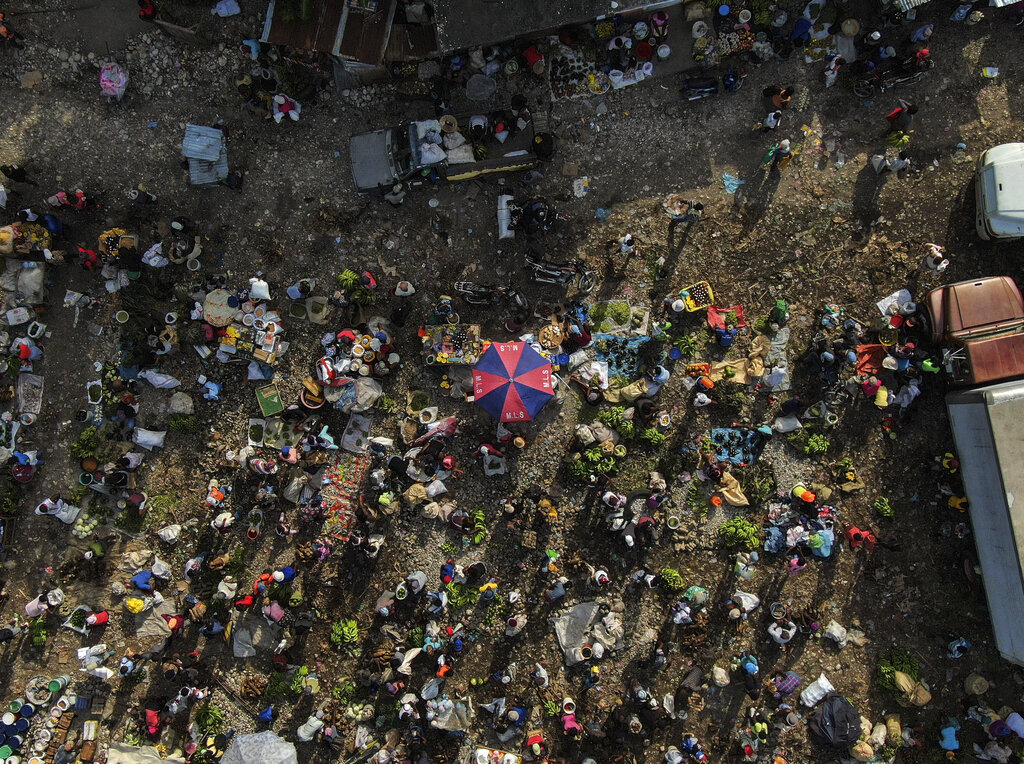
[609,69,624,86]
[186,258,201,272]
[16,706,32,720]
[114,310,129,324]
[14,719,28,733]
[0,717,12,729]
[78,472,94,486]
[641,61,654,77]
[666,515,682,530]
[47,676,69,694]
[6,702,20,716]
[657,44,671,60]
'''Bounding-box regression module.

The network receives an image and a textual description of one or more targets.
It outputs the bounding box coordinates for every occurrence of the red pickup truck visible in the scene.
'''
[925,276,1024,385]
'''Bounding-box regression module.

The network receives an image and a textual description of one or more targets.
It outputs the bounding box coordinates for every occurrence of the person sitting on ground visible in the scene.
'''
[769,671,801,699]
[768,618,798,647]
[845,525,877,552]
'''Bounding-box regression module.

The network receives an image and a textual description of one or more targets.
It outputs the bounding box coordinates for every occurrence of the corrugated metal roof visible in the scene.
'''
[893,0,931,11]
[262,0,345,53]
[188,154,229,186]
[183,125,228,186]
[433,0,647,54]
[182,124,225,162]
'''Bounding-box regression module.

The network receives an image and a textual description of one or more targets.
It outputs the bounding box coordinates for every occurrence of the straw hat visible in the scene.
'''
[394,281,416,297]
[273,571,285,582]
[439,114,459,133]
[671,299,686,313]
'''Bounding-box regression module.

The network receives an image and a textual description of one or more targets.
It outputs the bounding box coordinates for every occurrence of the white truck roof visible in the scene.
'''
[978,143,1024,239]
[947,380,1024,665]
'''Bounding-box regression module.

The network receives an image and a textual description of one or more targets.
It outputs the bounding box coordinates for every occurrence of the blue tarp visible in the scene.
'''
[592,333,651,377]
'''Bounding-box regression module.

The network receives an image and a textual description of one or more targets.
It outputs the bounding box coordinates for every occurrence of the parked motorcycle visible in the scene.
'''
[680,66,745,101]
[852,59,931,98]
[453,280,528,309]
[525,246,596,294]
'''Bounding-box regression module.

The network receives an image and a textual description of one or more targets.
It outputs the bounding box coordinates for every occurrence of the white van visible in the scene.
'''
[975,142,1024,240]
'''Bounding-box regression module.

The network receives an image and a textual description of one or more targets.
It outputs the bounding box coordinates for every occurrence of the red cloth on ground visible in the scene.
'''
[856,343,886,375]
[707,304,746,331]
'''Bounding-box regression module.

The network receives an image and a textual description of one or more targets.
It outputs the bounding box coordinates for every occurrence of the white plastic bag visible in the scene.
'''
[139,369,181,389]
[134,428,167,450]
[823,620,849,648]
[800,673,835,707]
[425,479,448,498]
[157,524,181,544]
[773,415,803,433]
[249,277,271,300]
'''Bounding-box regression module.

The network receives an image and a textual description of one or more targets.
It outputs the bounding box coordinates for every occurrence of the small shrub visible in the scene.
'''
[336,269,360,290]
[876,647,920,691]
[263,671,291,701]
[741,464,776,506]
[719,517,761,550]
[332,679,358,703]
[673,333,703,358]
[684,482,708,518]
[639,429,666,446]
[445,582,476,609]
[804,434,829,455]
[225,545,247,576]
[330,619,359,648]
[194,703,225,734]
[374,395,398,414]
[715,383,748,410]
[30,618,48,647]
[873,497,894,518]
[407,626,425,647]
[69,426,100,461]
[169,414,200,434]
[660,568,685,590]
[0,474,23,516]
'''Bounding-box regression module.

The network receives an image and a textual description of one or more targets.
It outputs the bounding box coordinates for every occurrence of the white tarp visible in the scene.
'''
[221,732,297,764]
[108,742,186,763]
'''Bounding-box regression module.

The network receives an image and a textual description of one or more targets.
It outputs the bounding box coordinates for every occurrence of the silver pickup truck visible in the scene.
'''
[349,114,544,194]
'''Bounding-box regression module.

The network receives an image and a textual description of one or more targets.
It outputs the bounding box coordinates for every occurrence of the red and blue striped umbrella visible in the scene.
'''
[472,342,553,422]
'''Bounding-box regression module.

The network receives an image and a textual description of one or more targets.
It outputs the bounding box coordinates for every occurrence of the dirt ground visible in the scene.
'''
[2,1,1024,763]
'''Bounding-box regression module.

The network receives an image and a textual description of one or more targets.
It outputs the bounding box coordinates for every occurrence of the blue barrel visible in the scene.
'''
[14,718,27,732]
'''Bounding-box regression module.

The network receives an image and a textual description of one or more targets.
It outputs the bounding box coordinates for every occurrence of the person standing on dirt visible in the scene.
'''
[0,14,24,49]
[129,185,157,207]
[1,164,36,186]
[138,0,157,20]
[886,100,917,133]
[770,139,793,169]
[763,85,794,110]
